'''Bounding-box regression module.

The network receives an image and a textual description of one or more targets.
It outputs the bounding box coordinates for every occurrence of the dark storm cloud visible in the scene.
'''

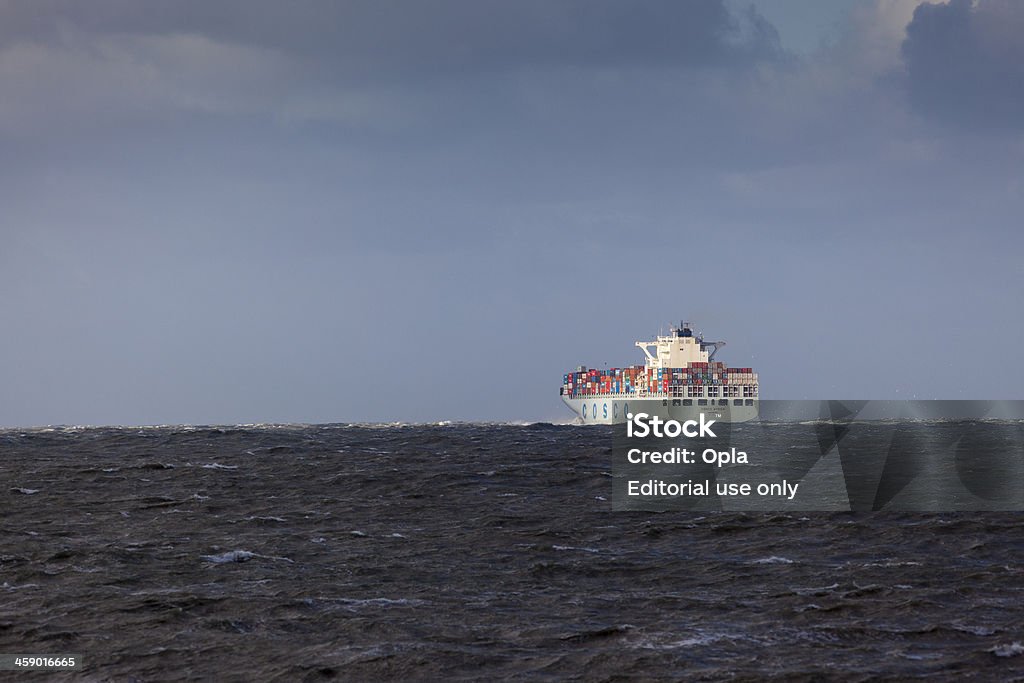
[0,0,781,80]
[902,0,1024,130]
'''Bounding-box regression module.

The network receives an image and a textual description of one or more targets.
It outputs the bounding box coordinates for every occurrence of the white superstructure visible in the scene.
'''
[634,321,724,369]
[560,321,759,425]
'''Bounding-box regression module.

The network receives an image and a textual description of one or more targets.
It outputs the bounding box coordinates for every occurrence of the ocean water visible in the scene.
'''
[2,423,1024,681]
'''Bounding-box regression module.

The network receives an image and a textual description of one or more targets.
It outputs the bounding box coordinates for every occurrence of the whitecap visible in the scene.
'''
[201,463,238,470]
[795,604,822,612]
[991,642,1024,657]
[953,623,996,636]
[201,550,256,563]
[792,583,838,596]
[1,581,39,590]
[201,550,294,564]
[10,488,39,495]
[635,631,750,650]
[861,560,922,568]
[752,556,795,564]
[330,597,423,609]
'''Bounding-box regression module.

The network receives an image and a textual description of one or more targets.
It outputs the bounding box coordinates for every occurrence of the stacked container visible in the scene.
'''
[562,362,758,398]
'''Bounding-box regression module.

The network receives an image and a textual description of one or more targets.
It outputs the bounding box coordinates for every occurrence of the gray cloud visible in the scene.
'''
[0,0,785,136]
[0,1,782,75]
[902,0,1024,130]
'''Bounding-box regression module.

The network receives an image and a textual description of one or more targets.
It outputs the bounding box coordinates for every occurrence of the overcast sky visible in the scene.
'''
[1,0,1021,426]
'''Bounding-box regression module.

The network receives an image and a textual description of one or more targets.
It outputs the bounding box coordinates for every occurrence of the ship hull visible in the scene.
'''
[562,395,758,424]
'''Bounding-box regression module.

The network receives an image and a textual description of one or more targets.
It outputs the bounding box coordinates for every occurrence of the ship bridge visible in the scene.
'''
[635,321,726,369]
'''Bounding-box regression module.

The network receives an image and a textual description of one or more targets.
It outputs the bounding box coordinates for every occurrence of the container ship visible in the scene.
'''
[560,322,759,424]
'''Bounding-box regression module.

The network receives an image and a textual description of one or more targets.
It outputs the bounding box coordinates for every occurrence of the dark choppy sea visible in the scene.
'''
[2,423,1024,681]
